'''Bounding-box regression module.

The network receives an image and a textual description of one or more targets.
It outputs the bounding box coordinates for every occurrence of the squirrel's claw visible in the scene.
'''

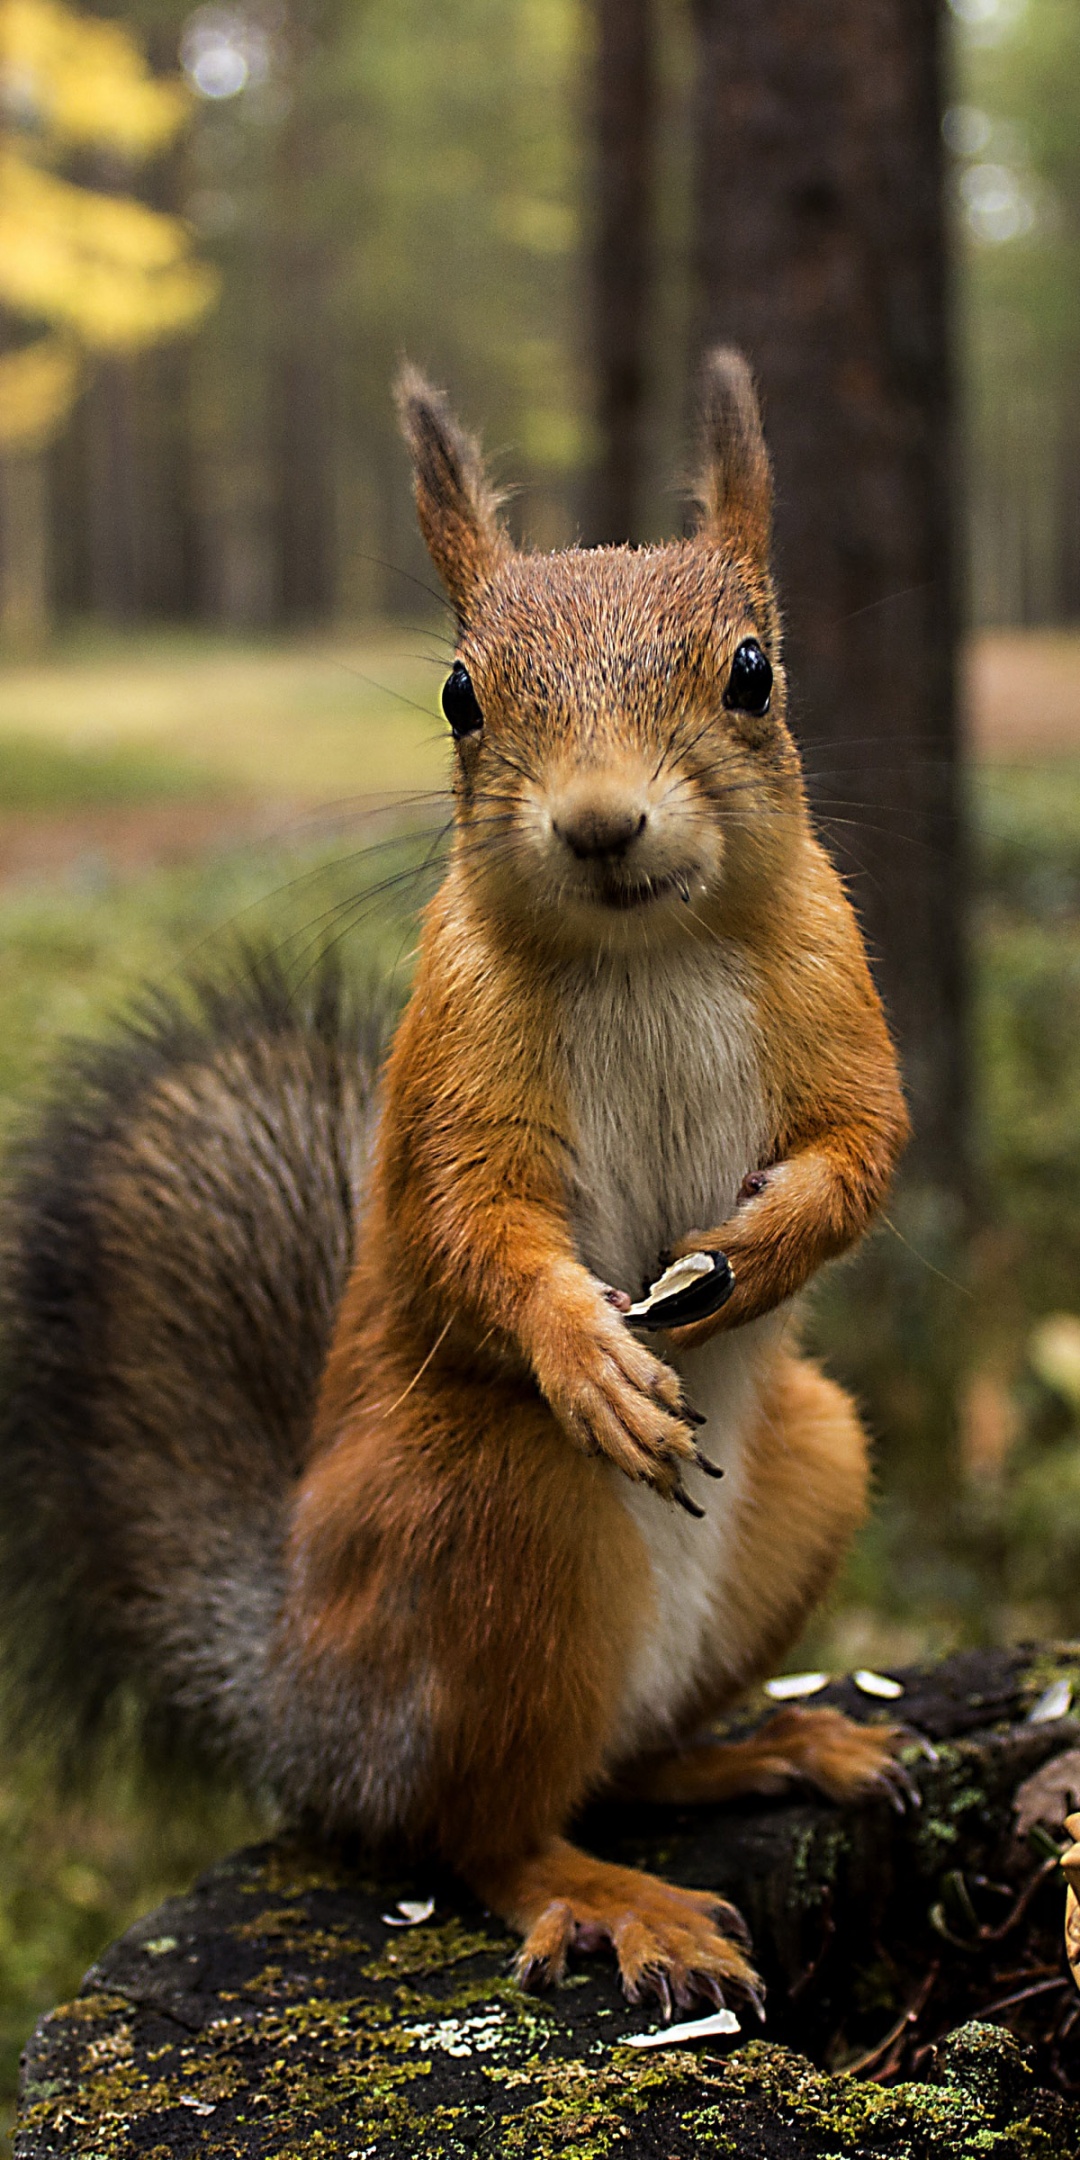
[672,1482,706,1519]
[692,1444,724,1478]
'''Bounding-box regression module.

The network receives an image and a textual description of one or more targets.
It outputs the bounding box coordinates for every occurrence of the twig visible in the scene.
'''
[977,1856,1061,1944]
[843,1964,940,2079]
[976,1975,1070,2021]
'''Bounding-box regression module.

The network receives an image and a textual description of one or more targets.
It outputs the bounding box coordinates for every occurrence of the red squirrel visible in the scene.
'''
[0,351,908,2016]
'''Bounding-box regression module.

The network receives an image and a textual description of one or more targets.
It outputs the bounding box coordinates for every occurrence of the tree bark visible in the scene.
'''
[585,0,657,545]
[14,1648,1080,2158]
[0,452,50,648]
[690,0,964,1197]
[270,1,336,625]
[83,356,143,624]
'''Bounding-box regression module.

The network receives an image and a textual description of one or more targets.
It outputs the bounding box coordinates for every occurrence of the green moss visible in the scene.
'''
[1020,1649,1080,1711]
[236,1907,373,1967]
[495,2049,694,2157]
[255,1849,384,1903]
[912,1744,997,1873]
[789,1813,847,1907]
[18,1988,1080,2160]
[362,1919,511,1981]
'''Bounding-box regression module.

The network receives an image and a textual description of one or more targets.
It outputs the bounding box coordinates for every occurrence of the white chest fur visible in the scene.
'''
[558,939,767,1297]
[558,939,778,1760]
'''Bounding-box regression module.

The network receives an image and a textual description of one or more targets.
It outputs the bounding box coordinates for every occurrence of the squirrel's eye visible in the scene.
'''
[442,663,483,739]
[723,639,772,719]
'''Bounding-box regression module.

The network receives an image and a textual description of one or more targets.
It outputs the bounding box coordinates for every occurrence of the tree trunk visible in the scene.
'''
[131,342,200,622]
[585,0,657,544]
[84,357,142,623]
[15,1648,1080,2158]
[270,2,336,625]
[0,452,50,648]
[690,0,963,1199]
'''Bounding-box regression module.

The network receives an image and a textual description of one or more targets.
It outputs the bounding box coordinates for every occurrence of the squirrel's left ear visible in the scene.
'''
[396,365,510,624]
[691,347,773,567]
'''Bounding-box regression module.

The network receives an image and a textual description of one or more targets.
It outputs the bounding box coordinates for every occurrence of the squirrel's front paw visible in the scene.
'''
[531,1267,707,1510]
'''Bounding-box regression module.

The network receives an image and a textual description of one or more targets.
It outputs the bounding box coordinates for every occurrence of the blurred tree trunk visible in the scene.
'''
[140,38,202,625]
[586,0,657,544]
[140,343,201,621]
[0,453,50,647]
[271,1,336,625]
[84,357,142,622]
[0,299,51,643]
[690,0,964,1203]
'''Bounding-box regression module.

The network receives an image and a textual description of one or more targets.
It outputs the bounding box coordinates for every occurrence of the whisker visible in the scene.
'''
[268,792,451,844]
[327,658,438,720]
[834,581,934,625]
[348,550,455,616]
[283,844,453,990]
[486,743,542,787]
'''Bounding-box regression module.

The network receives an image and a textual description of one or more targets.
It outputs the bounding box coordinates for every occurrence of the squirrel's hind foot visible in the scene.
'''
[481,1838,760,2020]
[623,1706,911,1812]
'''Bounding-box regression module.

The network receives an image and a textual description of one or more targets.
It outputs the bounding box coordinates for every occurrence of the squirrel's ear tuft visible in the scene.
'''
[692,348,772,565]
[395,365,510,622]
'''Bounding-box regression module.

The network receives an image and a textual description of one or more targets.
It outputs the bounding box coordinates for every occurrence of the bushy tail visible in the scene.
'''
[0,955,391,1785]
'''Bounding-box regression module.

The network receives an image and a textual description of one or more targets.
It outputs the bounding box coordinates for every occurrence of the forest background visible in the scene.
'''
[0,0,1078,2137]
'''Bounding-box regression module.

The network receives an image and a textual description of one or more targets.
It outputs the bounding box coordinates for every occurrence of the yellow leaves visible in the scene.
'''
[0,1,217,449]
[0,333,78,450]
[0,148,219,355]
[0,0,190,160]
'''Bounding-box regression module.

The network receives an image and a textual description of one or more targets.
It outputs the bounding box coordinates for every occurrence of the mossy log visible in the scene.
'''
[17,1646,1080,2159]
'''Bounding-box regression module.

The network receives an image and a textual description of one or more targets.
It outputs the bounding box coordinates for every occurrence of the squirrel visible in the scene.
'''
[0,350,909,2017]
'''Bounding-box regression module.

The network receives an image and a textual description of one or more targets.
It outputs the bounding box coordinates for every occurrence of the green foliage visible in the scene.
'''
[0,732,215,808]
[137,0,592,615]
[951,0,1080,619]
[805,754,1080,1660]
[977,761,1080,1298]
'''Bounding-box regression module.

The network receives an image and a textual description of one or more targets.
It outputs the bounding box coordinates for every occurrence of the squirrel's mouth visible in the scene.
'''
[592,871,688,911]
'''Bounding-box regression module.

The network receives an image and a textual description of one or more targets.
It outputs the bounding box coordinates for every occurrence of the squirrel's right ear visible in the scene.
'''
[396,366,510,623]
[691,348,773,567]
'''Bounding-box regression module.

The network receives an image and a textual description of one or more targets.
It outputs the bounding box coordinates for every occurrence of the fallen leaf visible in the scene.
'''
[1013,1750,1080,1842]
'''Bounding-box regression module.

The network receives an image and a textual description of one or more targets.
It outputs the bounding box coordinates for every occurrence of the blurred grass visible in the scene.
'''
[0,626,449,802]
[0,631,1076,2140]
[0,734,219,810]
[0,822,448,1145]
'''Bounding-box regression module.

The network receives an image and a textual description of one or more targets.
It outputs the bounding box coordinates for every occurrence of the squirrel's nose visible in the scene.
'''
[553,804,647,861]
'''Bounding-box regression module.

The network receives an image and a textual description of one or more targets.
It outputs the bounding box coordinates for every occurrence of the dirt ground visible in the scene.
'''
[967,629,1080,758]
[0,796,284,889]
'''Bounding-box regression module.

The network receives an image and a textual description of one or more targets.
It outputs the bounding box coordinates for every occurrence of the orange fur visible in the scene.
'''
[278,353,909,2012]
[622,1706,902,1808]
[479,1839,759,2013]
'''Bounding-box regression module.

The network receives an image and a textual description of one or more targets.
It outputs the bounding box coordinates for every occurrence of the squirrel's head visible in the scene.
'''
[397,351,804,954]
